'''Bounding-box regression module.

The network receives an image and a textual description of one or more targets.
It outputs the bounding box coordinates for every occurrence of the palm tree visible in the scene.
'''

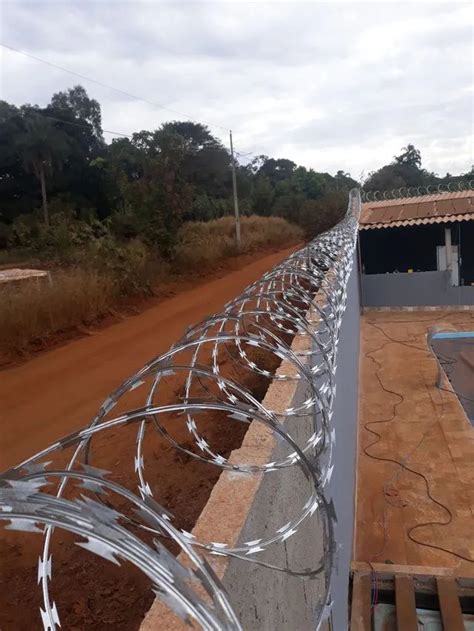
[15,114,71,225]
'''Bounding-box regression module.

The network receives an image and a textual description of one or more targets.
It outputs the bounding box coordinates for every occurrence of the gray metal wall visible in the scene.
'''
[223,257,360,631]
[362,270,474,307]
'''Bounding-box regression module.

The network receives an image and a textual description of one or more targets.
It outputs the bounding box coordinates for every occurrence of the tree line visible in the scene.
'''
[0,85,471,256]
[363,143,472,193]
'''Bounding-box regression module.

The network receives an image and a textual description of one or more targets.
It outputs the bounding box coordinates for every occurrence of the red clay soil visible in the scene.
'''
[0,245,301,369]
[0,246,295,630]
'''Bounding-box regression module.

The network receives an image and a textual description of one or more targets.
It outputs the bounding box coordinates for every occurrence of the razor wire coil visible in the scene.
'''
[0,189,361,631]
[361,179,474,202]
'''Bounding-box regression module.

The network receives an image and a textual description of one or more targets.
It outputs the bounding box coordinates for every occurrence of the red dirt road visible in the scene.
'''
[0,246,295,471]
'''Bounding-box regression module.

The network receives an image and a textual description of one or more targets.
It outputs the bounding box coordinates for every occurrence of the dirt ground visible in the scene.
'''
[0,246,296,470]
[0,246,295,630]
[355,310,474,576]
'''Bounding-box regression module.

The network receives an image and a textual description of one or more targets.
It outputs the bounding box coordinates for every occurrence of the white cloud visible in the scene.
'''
[0,1,472,177]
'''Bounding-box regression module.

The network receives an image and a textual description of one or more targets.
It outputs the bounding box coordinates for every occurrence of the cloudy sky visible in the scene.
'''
[1,1,472,179]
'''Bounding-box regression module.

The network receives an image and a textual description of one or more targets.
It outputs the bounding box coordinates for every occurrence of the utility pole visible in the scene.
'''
[229,130,241,249]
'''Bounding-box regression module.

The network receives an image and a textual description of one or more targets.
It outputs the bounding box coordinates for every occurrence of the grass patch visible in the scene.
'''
[0,215,302,359]
[0,270,115,354]
[174,215,303,270]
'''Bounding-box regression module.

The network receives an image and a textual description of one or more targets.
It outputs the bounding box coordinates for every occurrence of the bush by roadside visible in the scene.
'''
[0,215,303,360]
[174,215,303,270]
[0,270,115,353]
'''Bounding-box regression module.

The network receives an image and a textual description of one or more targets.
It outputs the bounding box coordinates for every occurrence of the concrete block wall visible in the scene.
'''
[362,270,474,307]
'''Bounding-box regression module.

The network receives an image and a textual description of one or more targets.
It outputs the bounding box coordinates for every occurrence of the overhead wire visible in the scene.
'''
[1,42,268,168]
[1,42,293,164]
[0,42,230,133]
[28,111,133,139]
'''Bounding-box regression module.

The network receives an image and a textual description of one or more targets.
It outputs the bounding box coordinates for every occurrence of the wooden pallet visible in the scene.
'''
[350,569,473,630]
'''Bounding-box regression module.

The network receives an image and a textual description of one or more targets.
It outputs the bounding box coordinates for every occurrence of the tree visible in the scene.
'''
[298,191,347,238]
[249,154,268,175]
[51,85,103,141]
[3,85,472,259]
[0,100,19,123]
[0,102,39,222]
[160,121,220,152]
[258,158,296,185]
[394,144,421,168]
[46,88,111,217]
[15,114,71,225]
[156,122,231,199]
[272,191,305,223]
[251,174,274,215]
[291,167,327,199]
[363,165,405,192]
[364,144,433,192]
[333,170,358,191]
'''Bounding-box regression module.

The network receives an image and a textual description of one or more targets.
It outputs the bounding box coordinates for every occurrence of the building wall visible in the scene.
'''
[359,223,446,274]
[361,270,474,307]
[223,255,361,631]
[360,221,474,285]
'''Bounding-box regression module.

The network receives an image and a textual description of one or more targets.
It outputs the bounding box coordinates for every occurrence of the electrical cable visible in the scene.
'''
[26,111,133,138]
[362,319,474,565]
[0,42,230,132]
[369,319,474,404]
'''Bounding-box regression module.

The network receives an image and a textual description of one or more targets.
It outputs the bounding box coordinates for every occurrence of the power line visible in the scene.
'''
[1,40,259,193]
[0,42,230,133]
[37,112,133,139]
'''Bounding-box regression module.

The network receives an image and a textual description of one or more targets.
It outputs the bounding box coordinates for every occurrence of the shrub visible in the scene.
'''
[0,215,300,358]
[84,236,156,295]
[297,192,347,238]
[0,269,115,353]
[174,215,303,270]
[7,210,101,261]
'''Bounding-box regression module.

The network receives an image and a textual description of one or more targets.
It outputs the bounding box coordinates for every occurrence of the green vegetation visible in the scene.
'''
[0,85,356,258]
[0,84,354,357]
[363,144,473,192]
[1,85,471,359]
[175,215,303,270]
[1,87,471,256]
[0,216,303,358]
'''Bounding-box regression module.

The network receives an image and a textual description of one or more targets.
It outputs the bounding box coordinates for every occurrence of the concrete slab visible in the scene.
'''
[355,310,474,576]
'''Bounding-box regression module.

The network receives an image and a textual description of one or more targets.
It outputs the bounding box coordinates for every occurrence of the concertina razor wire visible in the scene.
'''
[361,179,474,202]
[0,188,361,631]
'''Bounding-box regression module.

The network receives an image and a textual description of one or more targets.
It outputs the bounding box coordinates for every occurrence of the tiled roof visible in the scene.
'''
[360,190,474,230]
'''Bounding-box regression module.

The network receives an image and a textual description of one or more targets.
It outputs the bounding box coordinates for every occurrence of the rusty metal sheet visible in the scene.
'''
[403,201,433,219]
